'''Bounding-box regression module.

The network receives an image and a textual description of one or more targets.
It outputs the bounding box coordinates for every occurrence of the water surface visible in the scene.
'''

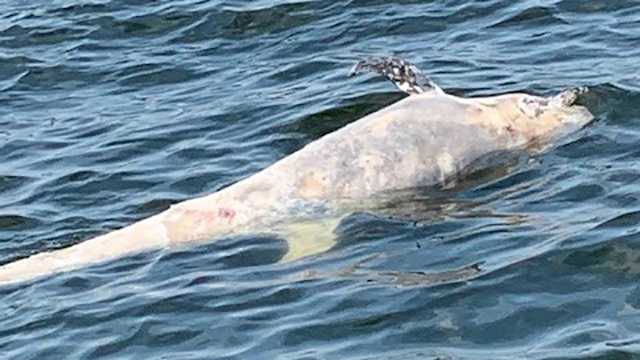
[1,0,640,359]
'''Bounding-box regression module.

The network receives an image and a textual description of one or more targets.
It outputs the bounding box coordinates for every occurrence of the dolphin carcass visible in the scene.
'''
[0,57,594,285]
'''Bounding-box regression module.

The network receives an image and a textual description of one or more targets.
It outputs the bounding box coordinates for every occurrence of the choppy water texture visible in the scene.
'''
[1,0,640,359]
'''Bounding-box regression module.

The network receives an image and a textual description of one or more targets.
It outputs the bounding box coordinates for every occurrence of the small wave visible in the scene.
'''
[488,6,567,29]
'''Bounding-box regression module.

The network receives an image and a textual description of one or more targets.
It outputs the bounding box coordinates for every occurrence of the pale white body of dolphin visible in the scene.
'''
[0,58,593,286]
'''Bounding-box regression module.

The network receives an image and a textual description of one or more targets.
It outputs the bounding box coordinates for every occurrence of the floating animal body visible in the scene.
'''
[0,57,593,286]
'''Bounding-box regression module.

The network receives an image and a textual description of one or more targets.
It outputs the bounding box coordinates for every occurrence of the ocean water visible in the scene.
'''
[1,0,640,359]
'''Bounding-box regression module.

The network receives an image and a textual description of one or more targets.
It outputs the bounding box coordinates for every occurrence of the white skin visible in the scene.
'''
[0,65,593,286]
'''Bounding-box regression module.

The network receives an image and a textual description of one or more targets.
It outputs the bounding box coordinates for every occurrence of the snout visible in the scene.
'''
[550,87,589,107]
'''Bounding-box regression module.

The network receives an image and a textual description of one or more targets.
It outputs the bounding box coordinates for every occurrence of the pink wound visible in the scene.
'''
[217,208,236,224]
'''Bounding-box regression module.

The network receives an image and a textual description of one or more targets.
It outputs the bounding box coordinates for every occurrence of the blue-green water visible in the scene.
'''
[1,1,640,359]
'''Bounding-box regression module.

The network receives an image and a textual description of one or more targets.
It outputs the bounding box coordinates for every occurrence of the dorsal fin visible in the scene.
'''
[349,56,444,95]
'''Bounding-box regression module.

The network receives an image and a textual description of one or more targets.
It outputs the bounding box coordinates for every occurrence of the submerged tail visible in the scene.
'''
[0,214,169,286]
[0,203,343,286]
